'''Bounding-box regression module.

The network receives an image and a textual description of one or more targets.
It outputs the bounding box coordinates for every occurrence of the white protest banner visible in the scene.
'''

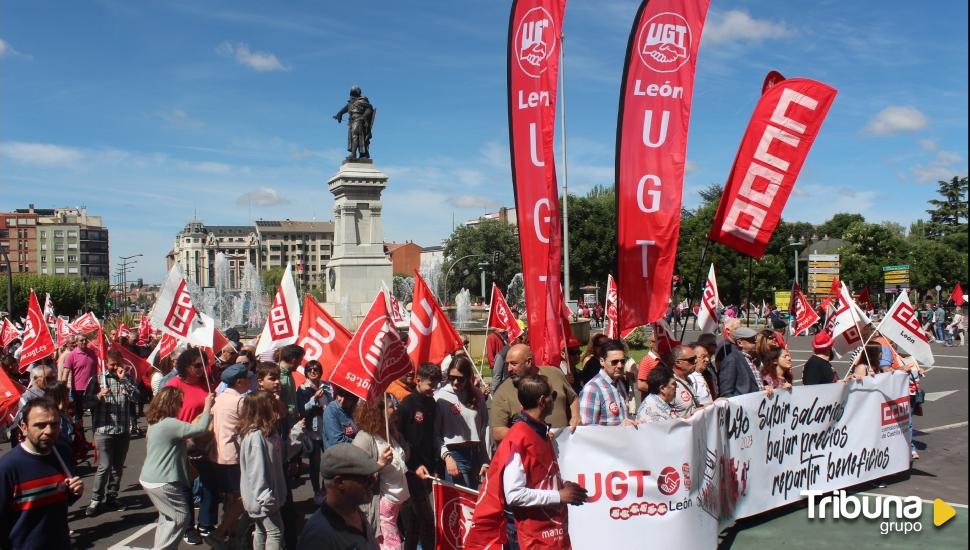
[556,372,911,547]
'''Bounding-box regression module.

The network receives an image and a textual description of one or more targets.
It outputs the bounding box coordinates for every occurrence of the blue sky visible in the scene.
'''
[2,0,967,283]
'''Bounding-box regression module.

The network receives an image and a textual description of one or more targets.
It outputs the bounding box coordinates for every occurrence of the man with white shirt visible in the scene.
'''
[464,375,587,549]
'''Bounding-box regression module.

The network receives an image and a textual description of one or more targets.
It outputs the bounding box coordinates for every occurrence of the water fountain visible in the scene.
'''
[183,257,266,333]
[420,256,445,302]
[506,273,526,312]
[392,275,415,304]
[455,288,472,329]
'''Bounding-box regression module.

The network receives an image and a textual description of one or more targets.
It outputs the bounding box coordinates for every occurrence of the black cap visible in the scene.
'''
[321,444,380,478]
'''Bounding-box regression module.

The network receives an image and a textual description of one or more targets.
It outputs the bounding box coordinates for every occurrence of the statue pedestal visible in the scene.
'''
[324,161,393,330]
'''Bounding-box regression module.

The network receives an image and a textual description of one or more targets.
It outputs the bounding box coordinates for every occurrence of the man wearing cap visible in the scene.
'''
[714,317,742,367]
[297,444,380,550]
[803,331,838,385]
[206,363,251,545]
[717,327,764,397]
[491,344,578,443]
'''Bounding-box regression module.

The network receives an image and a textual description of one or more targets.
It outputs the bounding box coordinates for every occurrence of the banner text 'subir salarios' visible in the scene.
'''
[508,0,566,366]
[616,0,711,331]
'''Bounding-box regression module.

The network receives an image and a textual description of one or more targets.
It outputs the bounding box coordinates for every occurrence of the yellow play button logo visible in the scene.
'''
[933,498,956,527]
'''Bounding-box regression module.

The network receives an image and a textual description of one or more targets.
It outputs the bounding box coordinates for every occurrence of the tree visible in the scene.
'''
[6,275,110,319]
[839,221,910,295]
[926,176,969,228]
[442,219,520,303]
[565,185,616,296]
[260,267,285,294]
[816,213,865,239]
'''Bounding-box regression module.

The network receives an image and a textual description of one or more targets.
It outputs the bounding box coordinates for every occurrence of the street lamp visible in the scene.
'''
[443,253,491,303]
[119,254,143,310]
[787,236,805,288]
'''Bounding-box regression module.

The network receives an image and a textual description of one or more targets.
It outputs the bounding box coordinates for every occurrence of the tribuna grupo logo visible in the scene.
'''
[801,490,957,535]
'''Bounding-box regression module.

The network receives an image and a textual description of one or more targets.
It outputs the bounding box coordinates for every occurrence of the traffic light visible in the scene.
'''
[106,299,113,308]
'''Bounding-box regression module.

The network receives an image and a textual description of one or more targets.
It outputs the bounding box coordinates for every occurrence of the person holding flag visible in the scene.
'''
[434,355,488,490]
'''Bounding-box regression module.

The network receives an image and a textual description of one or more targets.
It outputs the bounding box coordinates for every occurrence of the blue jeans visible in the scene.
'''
[443,445,485,490]
[934,322,945,342]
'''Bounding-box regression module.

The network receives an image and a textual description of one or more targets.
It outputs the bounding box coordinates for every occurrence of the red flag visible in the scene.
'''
[791,284,820,336]
[856,287,873,312]
[90,328,108,378]
[328,291,413,402]
[508,0,567,366]
[605,274,619,339]
[486,284,523,341]
[616,0,712,331]
[115,322,132,341]
[653,318,681,358]
[297,295,352,379]
[709,73,837,258]
[110,343,154,387]
[150,266,203,340]
[137,315,153,346]
[952,282,965,306]
[408,272,464,368]
[561,292,575,343]
[147,332,181,366]
[18,290,57,370]
[0,367,25,428]
[70,312,101,335]
[433,479,479,550]
[55,316,77,347]
[1,319,21,349]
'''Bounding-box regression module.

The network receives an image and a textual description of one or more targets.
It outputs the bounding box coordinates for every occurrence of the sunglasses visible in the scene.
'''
[449,375,466,383]
[679,356,698,364]
[306,367,322,373]
[607,358,625,366]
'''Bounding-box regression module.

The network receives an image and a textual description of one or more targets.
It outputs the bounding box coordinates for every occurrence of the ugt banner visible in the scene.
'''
[709,72,837,258]
[616,0,711,331]
[508,0,566,366]
[556,372,911,547]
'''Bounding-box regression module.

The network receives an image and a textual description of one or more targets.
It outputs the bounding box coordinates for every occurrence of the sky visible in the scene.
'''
[2,0,967,283]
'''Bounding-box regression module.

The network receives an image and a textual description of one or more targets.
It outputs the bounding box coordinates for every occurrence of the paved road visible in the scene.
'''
[1,335,965,549]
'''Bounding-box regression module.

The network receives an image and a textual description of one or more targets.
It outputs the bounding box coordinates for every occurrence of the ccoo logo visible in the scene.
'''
[514,7,558,78]
[637,12,691,73]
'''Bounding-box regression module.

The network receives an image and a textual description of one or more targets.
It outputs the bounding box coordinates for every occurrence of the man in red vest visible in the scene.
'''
[464,375,587,549]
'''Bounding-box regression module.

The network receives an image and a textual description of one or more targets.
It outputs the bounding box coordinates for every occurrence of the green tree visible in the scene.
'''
[6,275,110,319]
[565,185,616,296]
[926,176,969,229]
[260,267,285,294]
[839,221,910,295]
[442,219,521,303]
[816,213,865,239]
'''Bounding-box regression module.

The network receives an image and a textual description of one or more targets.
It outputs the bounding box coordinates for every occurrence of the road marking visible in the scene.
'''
[106,523,155,550]
[857,491,968,509]
[787,350,968,359]
[917,421,969,434]
[923,390,958,402]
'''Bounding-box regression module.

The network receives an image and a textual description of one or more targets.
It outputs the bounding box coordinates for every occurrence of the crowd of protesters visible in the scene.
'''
[0,294,951,550]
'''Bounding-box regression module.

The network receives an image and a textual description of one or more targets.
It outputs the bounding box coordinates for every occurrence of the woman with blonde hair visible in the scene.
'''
[237,390,303,550]
[353,394,406,549]
[139,386,215,550]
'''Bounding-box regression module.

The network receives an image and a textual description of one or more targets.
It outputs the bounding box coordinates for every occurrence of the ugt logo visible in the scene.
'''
[637,12,691,73]
[891,302,927,342]
[515,7,558,78]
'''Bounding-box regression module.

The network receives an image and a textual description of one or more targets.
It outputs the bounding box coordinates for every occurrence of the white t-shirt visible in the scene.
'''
[374,434,410,504]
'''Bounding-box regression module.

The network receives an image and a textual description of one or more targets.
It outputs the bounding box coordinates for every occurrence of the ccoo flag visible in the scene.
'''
[256,264,302,355]
[615,0,712,331]
[878,292,935,366]
[695,264,719,333]
[150,265,204,340]
[507,0,567,367]
[709,72,837,258]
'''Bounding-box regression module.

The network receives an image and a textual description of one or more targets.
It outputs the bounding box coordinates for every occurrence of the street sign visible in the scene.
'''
[883,265,911,294]
[808,254,840,296]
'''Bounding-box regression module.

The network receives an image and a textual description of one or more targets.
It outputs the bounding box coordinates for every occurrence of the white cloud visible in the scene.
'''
[911,150,965,183]
[704,11,792,44]
[786,184,880,222]
[455,169,486,187]
[864,106,928,136]
[919,139,937,151]
[0,142,83,166]
[161,108,204,128]
[216,41,288,72]
[236,187,290,206]
[189,161,234,175]
[0,38,29,59]
[685,160,698,174]
[448,195,498,209]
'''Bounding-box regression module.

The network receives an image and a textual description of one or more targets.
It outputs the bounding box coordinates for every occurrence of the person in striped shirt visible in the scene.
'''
[578,339,638,427]
[0,396,84,549]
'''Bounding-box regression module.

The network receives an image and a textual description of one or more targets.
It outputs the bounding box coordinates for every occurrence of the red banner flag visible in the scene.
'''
[408,271,464,368]
[616,0,711,331]
[0,366,25,428]
[70,312,101,335]
[18,290,57,370]
[55,316,77,347]
[328,291,413,402]
[508,0,567,366]
[433,479,479,550]
[790,283,820,336]
[137,315,153,346]
[952,282,965,306]
[147,332,181,366]
[709,73,837,258]
[110,342,154,387]
[1,319,21,349]
[856,287,873,312]
[605,274,619,339]
[150,265,203,340]
[297,295,352,378]
[486,283,523,341]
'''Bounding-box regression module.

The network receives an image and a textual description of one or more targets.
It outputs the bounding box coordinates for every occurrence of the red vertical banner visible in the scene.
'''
[616,0,711,331]
[708,74,837,258]
[508,0,566,366]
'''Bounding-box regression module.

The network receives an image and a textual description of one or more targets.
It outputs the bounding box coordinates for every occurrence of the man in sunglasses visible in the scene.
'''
[578,340,637,426]
[667,345,702,419]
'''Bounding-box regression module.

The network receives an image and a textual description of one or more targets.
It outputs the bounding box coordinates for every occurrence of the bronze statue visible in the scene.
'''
[334,85,375,161]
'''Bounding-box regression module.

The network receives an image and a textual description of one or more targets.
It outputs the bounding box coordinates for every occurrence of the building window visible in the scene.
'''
[42,267,49,274]
[68,267,79,274]
[68,255,78,262]
[40,255,46,263]
[67,231,78,238]
[54,230,64,238]
[68,243,78,249]
[40,231,47,238]
[54,255,65,263]
[55,267,65,274]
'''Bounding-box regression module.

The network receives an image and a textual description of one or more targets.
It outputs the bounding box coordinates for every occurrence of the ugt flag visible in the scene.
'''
[71,311,102,335]
[297,295,352,378]
[19,290,56,370]
[709,72,837,258]
[695,264,719,333]
[329,291,413,402]
[486,283,523,341]
[408,271,464,368]
[790,283,820,336]
[1,319,21,350]
[256,264,302,355]
[433,479,479,550]
[150,265,203,340]
[879,292,935,366]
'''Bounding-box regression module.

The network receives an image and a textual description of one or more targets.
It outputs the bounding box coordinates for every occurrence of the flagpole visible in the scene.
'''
[479,284,494,377]
[745,256,754,328]
[679,240,711,341]
[560,33,571,303]
[197,348,212,393]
